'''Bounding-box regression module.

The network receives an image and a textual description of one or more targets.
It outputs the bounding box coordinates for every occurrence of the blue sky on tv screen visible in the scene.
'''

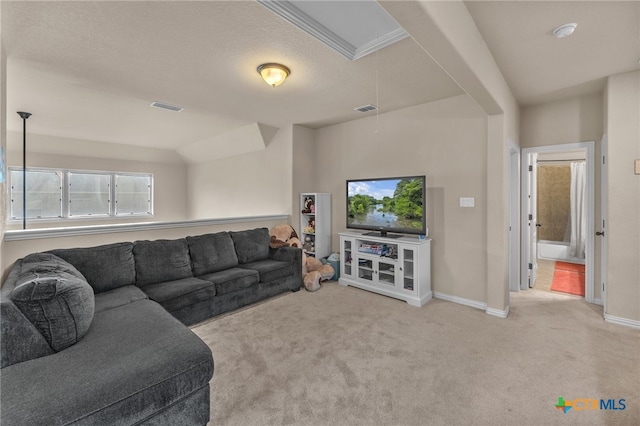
[348,179,401,200]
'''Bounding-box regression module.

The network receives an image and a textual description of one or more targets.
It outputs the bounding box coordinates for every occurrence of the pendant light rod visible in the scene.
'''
[17,111,32,230]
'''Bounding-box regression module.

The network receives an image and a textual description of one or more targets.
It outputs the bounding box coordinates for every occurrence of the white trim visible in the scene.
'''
[604,314,640,329]
[521,142,596,304]
[594,298,603,306]
[3,215,288,241]
[434,292,487,311]
[486,305,510,319]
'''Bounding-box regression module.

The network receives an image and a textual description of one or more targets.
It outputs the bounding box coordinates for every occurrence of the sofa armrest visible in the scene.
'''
[269,246,302,289]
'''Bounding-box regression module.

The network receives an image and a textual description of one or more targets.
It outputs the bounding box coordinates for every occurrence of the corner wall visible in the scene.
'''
[187,125,293,220]
[605,70,640,323]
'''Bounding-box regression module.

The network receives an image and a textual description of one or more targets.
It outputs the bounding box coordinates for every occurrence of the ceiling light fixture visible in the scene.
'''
[257,63,290,87]
[553,23,577,38]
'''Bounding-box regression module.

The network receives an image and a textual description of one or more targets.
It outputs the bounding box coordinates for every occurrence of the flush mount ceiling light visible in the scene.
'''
[257,63,290,87]
[553,23,577,38]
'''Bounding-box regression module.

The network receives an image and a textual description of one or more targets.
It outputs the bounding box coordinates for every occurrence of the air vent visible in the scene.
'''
[354,104,377,113]
[150,101,184,112]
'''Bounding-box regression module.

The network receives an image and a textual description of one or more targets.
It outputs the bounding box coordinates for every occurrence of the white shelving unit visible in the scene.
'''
[300,193,331,259]
[339,231,431,307]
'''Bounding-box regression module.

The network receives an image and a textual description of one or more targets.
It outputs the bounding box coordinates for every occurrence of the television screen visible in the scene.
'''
[346,175,426,236]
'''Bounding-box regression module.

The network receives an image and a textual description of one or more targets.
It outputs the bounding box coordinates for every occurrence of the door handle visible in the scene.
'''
[536,223,542,227]
[596,231,605,236]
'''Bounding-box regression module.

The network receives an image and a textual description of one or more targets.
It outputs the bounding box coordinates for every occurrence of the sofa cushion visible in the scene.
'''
[187,232,239,275]
[198,268,259,296]
[134,239,193,287]
[0,299,213,426]
[142,277,216,313]
[11,254,95,352]
[230,227,270,264]
[94,285,148,314]
[0,300,55,368]
[49,242,135,294]
[240,259,293,283]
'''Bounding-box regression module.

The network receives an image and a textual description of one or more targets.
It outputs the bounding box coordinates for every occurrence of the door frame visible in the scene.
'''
[508,139,521,292]
[520,142,596,303]
[599,134,608,310]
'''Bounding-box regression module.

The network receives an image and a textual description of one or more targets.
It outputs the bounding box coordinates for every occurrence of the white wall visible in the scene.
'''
[187,125,293,220]
[605,70,640,323]
[314,94,489,303]
[4,133,188,230]
[0,10,7,274]
[291,125,316,236]
[520,92,604,301]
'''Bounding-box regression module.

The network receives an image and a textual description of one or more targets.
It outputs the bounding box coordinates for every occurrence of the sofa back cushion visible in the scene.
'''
[187,232,239,276]
[230,228,270,264]
[49,242,135,294]
[133,239,193,287]
[9,253,95,353]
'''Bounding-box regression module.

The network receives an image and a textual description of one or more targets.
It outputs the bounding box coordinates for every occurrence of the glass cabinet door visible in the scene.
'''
[402,248,416,292]
[377,258,396,287]
[358,258,374,281]
[343,239,353,277]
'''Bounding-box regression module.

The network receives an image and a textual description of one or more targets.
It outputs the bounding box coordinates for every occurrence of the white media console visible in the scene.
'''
[339,231,432,307]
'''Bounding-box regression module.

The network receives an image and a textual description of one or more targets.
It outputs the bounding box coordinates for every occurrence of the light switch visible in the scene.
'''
[460,197,475,208]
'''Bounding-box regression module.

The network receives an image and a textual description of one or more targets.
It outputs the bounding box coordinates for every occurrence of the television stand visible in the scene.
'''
[363,231,404,239]
[339,231,432,307]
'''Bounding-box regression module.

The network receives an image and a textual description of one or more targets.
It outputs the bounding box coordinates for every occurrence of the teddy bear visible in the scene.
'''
[269,224,334,292]
[269,224,302,249]
[302,255,335,292]
[303,217,315,234]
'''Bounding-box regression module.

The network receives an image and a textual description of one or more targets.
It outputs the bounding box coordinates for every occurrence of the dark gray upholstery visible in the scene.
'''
[1,227,302,424]
[10,253,95,352]
[0,299,213,426]
[94,285,148,314]
[198,267,259,296]
[0,301,54,368]
[134,239,193,287]
[187,232,239,275]
[49,242,135,294]
[240,258,292,282]
[143,277,216,312]
[230,228,270,263]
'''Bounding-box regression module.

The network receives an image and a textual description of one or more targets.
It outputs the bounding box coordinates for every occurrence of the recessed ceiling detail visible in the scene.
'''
[258,0,409,60]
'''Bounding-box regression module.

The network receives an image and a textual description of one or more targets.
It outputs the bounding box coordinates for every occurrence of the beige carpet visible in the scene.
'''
[192,283,640,426]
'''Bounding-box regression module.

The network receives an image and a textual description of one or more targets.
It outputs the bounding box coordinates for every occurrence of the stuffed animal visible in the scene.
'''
[303,218,315,234]
[269,224,302,249]
[302,197,314,213]
[269,225,334,292]
[302,256,334,292]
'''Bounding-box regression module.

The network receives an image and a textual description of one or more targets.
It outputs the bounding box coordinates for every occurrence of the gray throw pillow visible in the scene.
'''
[12,271,95,352]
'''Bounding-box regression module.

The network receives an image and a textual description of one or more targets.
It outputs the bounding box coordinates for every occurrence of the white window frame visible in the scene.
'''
[8,167,154,222]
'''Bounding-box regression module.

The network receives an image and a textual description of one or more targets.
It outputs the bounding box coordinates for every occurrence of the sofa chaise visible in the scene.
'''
[0,227,302,425]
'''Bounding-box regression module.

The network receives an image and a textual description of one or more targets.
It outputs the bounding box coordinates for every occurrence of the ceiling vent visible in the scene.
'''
[354,104,377,113]
[150,101,184,112]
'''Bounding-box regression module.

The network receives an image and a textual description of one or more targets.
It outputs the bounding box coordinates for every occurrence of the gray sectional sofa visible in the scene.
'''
[0,227,302,425]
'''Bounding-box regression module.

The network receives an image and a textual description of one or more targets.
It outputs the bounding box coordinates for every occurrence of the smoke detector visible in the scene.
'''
[553,23,577,38]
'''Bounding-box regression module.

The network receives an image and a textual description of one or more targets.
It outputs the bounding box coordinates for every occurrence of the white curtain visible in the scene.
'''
[569,161,586,258]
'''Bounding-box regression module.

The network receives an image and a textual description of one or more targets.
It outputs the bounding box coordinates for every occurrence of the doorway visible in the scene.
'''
[520,142,596,304]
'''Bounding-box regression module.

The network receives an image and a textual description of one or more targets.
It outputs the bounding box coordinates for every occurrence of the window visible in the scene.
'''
[10,169,63,220]
[8,167,153,221]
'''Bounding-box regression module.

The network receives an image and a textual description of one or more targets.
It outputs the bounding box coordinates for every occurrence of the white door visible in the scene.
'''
[525,152,538,288]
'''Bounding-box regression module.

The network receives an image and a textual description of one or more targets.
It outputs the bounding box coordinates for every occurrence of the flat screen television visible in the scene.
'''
[346,175,426,238]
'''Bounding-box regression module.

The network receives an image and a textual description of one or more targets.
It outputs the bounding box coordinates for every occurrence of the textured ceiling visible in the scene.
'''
[2,1,462,151]
[2,1,639,154]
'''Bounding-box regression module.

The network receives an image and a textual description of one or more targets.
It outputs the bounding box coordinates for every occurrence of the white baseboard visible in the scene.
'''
[604,314,640,329]
[434,292,509,319]
[486,305,510,319]
[433,292,486,311]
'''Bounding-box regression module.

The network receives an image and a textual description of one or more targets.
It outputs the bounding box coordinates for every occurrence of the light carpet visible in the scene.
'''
[192,282,640,426]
